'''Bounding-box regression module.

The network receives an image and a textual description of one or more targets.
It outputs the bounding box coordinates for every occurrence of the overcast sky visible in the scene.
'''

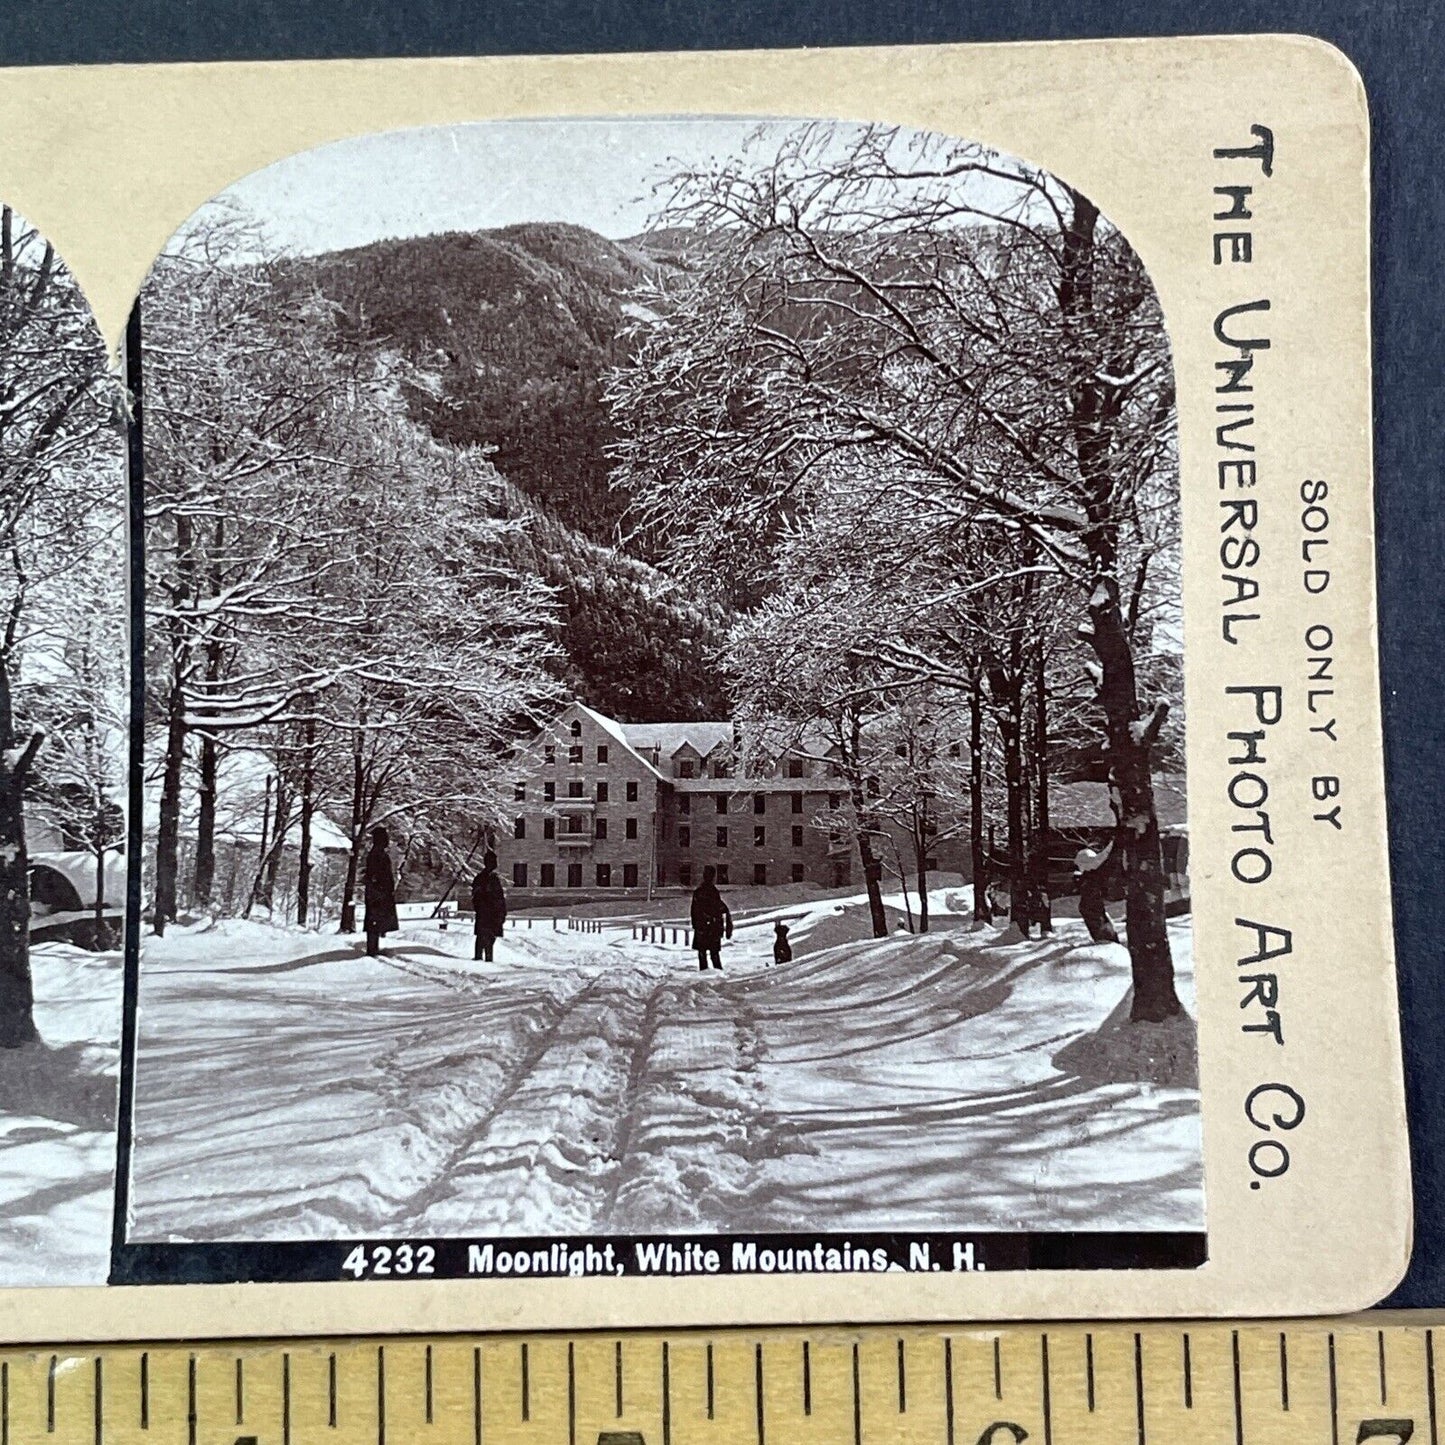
[180,117,802,256]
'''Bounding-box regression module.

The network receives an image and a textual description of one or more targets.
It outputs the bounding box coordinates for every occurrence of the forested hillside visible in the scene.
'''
[275,222,726,719]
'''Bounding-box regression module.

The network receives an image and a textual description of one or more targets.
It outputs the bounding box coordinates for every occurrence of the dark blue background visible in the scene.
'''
[4,0,1440,1308]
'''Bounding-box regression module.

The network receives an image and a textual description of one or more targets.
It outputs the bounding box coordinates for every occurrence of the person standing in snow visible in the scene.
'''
[363,825,400,957]
[690,864,732,972]
[772,920,792,965]
[471,849,508,962]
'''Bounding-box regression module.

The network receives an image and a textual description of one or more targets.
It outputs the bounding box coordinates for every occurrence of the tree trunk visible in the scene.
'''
[192,729,217,908]
[152,663,187,936]
[1032,644,1053,934]
[296,713,316,928]
[968,665,991,924]
[338,731,365,934]
[914,818,930,934]
[153,511,193,937]
[988,658,1027,932]
[1061,185,1179,1021]
[855,827,888,939]
[0,656,41,1047]
[1087,579,1180,1020]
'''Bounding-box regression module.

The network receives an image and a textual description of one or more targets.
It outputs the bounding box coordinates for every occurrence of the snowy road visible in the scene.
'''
[127,903,1204,1241]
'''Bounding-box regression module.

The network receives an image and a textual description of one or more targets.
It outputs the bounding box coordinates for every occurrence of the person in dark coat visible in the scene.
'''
[772,921,793,966]
[690,864,732,972]
[363,825,399,957]
[471,850,508,962]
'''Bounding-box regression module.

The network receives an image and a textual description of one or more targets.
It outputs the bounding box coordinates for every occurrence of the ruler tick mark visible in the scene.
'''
[897,1339,906,1414]
[1328,1333,1340,1445]
[614,1339,623,1418]
[283,1353,291,1445]
[802,1341,811,1415]
[1379,1328,1388,1405]
[426,1344,434,1424]
[187,1355,196,1445]
[1086,1333,1095,1412]
[1232,1330,1243,1445]
[1183,1333,1193,1410]
[1427,1329,1438,1445]
[661,1341,672,1445]
[567,1342,577,1445]
[994,1336,1003,1400]
[1133,1333,1144,1445]
[706,1342,714,1420]
[472,1347,482,1445]
[330,1352,338,1429]
[852,1343,862,1445]
[236,1357,244,1425]
[377,1344,386,1445]
[520,1342,529,1422]
[139,1353,148,1431]
[944,1339,955,1445]
[47,1353,56,1433]
[93,1356,102,1445]
[1280,1332,1290,1411]
[1043,1334,1054,1445]
[755,1342,766,1445]
[2,1360,7,1445]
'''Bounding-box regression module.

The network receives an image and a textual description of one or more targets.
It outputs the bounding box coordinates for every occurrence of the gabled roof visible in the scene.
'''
[618,720,734,759]
[568,703,669,782]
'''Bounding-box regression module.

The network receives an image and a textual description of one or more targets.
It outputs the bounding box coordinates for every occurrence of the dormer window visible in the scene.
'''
[570,719,582,737]
[678,759,696,779]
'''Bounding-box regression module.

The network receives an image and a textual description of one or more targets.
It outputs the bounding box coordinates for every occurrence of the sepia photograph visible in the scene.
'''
[0,205,128,1286]
[120,116,1202,1272]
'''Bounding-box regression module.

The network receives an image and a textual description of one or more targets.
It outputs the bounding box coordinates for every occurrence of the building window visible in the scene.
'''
[753,793,766,815]
[595,818,609,841]
[791,863,805,883]
[568,814,585,835]
[679,863,693,886]
[787,757,805,778]
[570,719,582,737]
[513,817,526,839]
[679,759,696,778]
[712,762,730,779]
[543,818,556,840]
[544,745,555,766]
[716,827,728,848]
[544,780,556,802]
[832,859,850,887]
[540,863,555,888]
[569,745,584,765]
[597,745,609,765]
[597,781,609,803]
[828,794,840,810]
[568,779,584,798]
[513,861,528,887]
[625,817,638,840]
[791,791,803,814]
[514,782,526,802]
[754,825,766,848]
[925,856,939,871]
[623,863,639,888]
[716,864,730,885]
[753,863,768,886]
[657,866,666,885]
[567,863,582,888]
[679,826,691,848]
[596,863,611,888]
[715,794,728,814]
[792,825,804,848]
[626,780,639,802]
[679,794,690,815]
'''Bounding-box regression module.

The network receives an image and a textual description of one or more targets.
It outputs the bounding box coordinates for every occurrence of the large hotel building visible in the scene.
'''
[501,701,924,899]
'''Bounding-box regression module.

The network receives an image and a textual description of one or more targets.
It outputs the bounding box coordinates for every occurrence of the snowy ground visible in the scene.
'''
[0,943,121,1285]
[126,889,1203,1242]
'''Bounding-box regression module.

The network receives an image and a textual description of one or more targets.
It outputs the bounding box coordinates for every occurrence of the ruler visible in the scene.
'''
[0,1317,1433,1445]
